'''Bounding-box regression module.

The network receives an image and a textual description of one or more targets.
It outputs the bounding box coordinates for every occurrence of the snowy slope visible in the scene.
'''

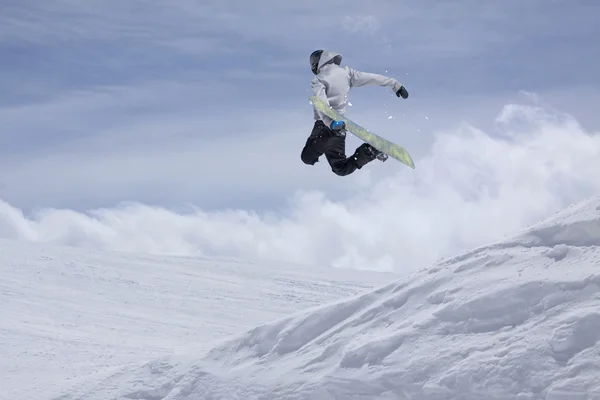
[0,241,396,400]
[56,196,600,400]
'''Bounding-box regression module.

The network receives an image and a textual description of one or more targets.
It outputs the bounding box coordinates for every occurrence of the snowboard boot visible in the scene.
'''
[362,143,388,162]
[353,143,387,168]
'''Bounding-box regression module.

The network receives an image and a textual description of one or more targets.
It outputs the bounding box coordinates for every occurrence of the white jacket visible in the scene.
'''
[311,50,403,127]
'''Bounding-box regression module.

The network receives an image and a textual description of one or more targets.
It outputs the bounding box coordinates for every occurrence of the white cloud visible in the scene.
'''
[1,99,599,273]
[342,16,381,34]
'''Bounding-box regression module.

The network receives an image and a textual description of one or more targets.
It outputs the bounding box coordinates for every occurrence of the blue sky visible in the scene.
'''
[1,0,600,271]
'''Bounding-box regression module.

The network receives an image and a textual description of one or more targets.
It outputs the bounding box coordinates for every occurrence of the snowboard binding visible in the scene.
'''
[376,152,388,162]
[364,144,388,162]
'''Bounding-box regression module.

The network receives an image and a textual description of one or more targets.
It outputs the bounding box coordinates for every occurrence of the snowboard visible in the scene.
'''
[310,95,415,169]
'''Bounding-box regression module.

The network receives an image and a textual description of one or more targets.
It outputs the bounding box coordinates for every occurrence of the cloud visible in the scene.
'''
[1,98,599,273]
[342,16,381,34]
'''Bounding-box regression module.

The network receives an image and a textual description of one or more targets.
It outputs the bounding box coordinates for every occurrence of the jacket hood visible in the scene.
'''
[314,50,342,74]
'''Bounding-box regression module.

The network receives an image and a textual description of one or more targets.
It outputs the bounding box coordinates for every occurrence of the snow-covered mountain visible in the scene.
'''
[51,195,600,400]
[0,242,395,400]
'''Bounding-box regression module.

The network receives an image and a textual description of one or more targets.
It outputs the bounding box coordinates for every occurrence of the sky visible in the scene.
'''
[1,0,599,272]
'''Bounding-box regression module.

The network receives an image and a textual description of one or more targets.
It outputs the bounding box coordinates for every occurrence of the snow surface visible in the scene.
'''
[0,241,395,400]
[49,196,600,400]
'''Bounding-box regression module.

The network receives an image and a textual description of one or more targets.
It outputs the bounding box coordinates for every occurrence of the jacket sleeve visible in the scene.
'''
[348,67,402,93]
[311,77,334,126]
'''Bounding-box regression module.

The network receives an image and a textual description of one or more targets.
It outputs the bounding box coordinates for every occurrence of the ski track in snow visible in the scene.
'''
[49,196,600,400]
[0,242,395,400]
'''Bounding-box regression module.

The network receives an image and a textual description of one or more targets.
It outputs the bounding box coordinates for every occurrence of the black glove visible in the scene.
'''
[396,86,408,99]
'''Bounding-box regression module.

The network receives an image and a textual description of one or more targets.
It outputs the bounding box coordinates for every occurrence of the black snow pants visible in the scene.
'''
[300,120,376,176]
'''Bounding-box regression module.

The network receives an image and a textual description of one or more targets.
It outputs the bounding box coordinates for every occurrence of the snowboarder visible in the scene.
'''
[301,49,409,176]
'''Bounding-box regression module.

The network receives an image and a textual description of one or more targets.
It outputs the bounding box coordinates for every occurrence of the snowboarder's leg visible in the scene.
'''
[301,120,329,165]
[323,133,358,176]
[325,137,379,176]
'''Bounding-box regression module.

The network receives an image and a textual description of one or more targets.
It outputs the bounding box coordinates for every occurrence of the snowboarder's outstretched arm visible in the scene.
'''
[311,77,334,127]
[348,68,409,98]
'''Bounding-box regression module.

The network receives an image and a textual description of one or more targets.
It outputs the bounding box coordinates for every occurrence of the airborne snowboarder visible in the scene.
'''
[301,49,409,176]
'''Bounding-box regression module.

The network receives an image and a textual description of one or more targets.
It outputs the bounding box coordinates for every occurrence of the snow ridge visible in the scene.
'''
[0,241,394,400]
[54,196,600,399]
